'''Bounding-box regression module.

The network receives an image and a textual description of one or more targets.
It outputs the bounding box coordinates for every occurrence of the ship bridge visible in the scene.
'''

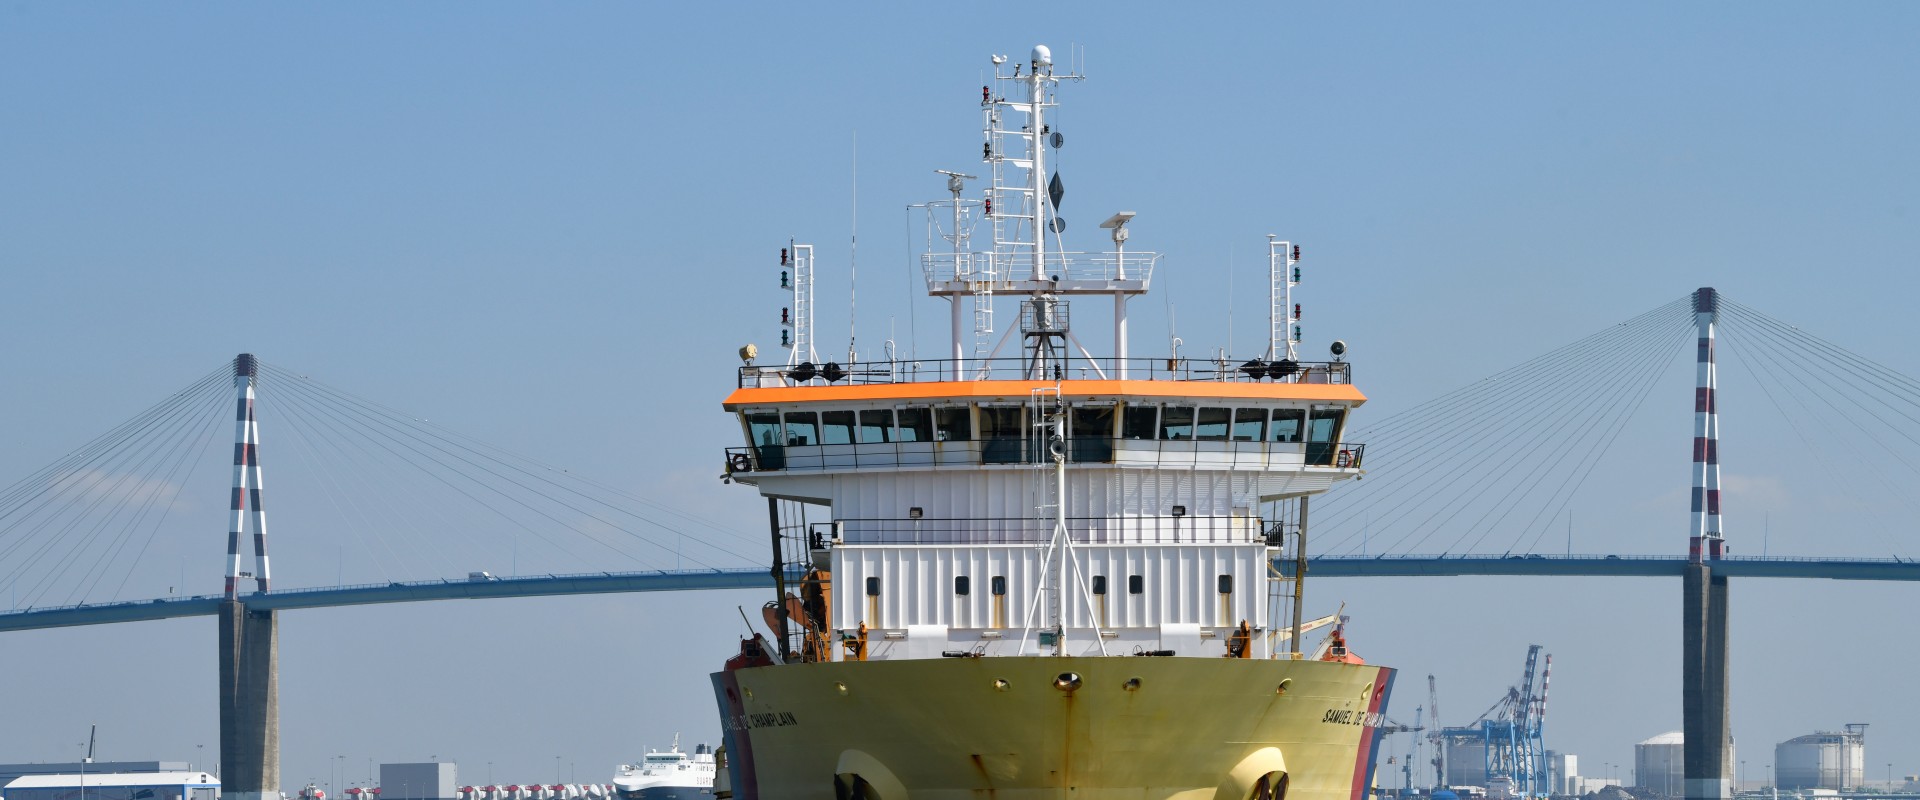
[725,357,1364,488]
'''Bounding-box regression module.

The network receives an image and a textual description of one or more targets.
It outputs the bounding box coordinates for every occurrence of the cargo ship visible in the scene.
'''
[711,44,1393,800]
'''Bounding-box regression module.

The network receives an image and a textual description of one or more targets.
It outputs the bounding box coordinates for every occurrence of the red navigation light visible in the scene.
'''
[1294,304,1301,320]
[984,197,993,216]
[982,86,990,104]
[1292,245,1301,261]
[780,248,788,265]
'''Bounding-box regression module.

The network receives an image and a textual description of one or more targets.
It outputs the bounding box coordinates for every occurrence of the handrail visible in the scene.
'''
[812,515,1267,545]
[737,357,1351,388]
[724,439,1365,473]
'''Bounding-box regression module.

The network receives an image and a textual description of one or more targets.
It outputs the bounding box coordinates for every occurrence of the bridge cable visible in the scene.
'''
[261,368,722,570]
[0,367,231,608]
[260,370,623,571]
[1316,297,1693,556]
[259,363,756,570]
[260,363,761,550]
[1418,302,1691,556]
[1716,301,1918,559]
[1312,297,1689,547]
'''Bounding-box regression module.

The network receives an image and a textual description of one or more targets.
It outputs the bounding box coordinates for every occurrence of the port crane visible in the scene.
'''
[1428,675,1445,790]
[1385,706,1425,794]
[1439,645,1551,798]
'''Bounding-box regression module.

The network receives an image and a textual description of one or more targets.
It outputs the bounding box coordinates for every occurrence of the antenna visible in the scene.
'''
[847,132,858,362]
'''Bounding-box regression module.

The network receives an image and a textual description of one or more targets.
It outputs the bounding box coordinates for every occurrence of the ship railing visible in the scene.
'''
[724,439,1363,474]
[918,249,1160,288]
[737,357,1350,387]
[809,515,1266,546]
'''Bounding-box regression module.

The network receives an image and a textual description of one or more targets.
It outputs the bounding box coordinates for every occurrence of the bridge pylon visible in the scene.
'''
[219,353,281,800]
[1683,289,1732,800]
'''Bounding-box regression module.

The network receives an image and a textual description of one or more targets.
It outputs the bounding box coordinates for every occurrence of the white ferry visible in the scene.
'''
[613,740,716,800]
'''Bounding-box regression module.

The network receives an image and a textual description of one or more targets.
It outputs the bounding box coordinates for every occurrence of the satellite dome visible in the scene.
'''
[1031,45,1052,67]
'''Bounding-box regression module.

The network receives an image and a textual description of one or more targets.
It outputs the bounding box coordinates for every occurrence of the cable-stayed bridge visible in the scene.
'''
[2,554,1916,634]
[3,288,1919,800]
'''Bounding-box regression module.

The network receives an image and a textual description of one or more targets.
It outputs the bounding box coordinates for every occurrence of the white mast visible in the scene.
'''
[1027,45,1051,283]
[1268,236,1300,361]
[915,46,1153,382]
[936,170,977,380]
[783,242,817,368]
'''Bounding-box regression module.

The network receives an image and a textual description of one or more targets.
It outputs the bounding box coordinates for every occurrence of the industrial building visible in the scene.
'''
[1546,752,1578,796]
[2,771,218,800]
[0,764,193,788]
[1775,725,1867,791]
[380,762,457,800]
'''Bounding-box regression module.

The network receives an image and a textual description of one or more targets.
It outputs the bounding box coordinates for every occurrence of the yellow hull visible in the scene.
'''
[711,657,1396,800]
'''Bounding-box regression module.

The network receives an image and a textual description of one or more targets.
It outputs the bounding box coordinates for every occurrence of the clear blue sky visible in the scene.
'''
[3,2,1918,794]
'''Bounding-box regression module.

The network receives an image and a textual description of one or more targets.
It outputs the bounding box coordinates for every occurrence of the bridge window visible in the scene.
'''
[1218,574,1233,593]
[746,412,782,447]
[1092,575,1107,595]
[1071,404,1116,462]
[981,406,1026,464]
[821,411,856,445]
[1195,407,1232,441]
[1128,575,1144,594]
[896,407,933,442]
[865,577,881,596]
[858,410,894,443]
[1122,404,1158,439]
[1231,408,1267,442]
[991,575,1007,596]
[783,411,819,446]
[1307,408,1345,443]
[980,406,1023,438]
[1159,406,1195,440]
[936,406,972,441]
[1306,408,1346,466]
[1071,404,1114,437]
[1269,409,1305,443]
[955,575,971,595]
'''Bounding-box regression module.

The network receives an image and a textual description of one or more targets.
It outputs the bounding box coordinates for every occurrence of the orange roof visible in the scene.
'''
[723,379,1366,410]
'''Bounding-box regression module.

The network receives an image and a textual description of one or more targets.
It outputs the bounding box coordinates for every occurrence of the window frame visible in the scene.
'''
[1231,408,1267,442]
[782,411,819,446]
[857,409,895,443]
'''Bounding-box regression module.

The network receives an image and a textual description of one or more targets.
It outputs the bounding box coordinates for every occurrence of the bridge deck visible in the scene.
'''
[1,555,1912,633]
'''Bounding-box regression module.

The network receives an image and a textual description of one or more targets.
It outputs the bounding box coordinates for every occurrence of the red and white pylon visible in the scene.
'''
[225,353,272,597]
[1690,288,1724,562]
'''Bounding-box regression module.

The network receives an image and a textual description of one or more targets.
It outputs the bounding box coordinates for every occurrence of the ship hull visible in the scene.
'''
[712,656,1394,800]
[625,788,714,800]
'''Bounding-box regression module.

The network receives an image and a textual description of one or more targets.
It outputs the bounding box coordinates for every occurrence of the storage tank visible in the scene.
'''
[1635,731,1685,797]
[1776,725,1867,790]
